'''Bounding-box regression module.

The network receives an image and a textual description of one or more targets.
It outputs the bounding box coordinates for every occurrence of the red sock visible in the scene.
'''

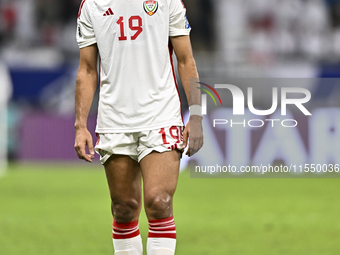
[112,219,143,254]
[113,219,140,239]
[148,216,176,239]
[147,216,177,254]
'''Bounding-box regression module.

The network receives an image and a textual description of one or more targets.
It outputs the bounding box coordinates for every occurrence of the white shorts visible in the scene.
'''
[95,126,184,164]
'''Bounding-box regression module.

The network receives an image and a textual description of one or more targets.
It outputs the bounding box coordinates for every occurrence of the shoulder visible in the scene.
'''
[79,0,95,6]
[78,0,95,13]
[78,0,96,19]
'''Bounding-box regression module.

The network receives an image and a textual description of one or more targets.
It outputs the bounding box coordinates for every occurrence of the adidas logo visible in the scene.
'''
[103,8,114,16]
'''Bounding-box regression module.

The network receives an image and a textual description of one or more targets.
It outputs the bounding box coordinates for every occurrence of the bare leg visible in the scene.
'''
[104,154,142,222]
[140,151,181,255]
[140,151,180,220]
[104,154,143,255]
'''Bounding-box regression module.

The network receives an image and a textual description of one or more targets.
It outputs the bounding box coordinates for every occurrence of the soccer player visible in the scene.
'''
[74,0,203,254]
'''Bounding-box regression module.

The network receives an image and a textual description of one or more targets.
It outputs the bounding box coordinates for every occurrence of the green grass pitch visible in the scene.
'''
[0,163,340,255]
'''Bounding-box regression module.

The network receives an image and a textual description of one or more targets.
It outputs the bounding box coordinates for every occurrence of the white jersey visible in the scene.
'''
[77,0,191,133]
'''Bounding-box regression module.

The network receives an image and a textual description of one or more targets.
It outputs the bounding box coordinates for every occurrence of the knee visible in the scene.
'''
[112,199,140,223]
[145,192,172,219]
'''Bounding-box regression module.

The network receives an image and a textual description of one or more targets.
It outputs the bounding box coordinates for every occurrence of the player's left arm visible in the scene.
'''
[170,35,203,156]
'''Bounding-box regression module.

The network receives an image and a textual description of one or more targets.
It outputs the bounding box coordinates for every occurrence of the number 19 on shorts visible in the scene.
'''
[159,126,183,150]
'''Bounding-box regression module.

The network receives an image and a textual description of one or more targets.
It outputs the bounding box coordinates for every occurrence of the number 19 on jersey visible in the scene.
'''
[117,16,143,41]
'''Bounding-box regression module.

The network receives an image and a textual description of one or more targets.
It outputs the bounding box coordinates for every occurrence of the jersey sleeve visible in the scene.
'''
[169,0,191,37]
[77,0,96,48]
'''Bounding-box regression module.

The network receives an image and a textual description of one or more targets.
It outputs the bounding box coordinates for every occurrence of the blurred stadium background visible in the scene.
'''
[1,0,340,254]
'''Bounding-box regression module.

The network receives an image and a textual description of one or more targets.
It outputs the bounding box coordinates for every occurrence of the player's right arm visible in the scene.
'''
[74,44,98,163]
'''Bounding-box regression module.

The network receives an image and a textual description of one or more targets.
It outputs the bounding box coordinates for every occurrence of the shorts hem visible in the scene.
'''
[95,149,138,164]
[138,146,183,162]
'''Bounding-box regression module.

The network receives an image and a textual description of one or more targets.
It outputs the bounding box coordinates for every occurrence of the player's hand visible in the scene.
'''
[74,127,95,163]
[183,115,203,156]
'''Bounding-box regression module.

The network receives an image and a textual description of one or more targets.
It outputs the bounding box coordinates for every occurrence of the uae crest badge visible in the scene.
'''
[144,1,158,16]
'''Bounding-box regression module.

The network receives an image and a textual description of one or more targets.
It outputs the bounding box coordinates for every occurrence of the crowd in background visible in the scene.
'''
[2,0,340,66]
[0,0,214,67]
[245,0,340,63]
[0,0,79,48]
